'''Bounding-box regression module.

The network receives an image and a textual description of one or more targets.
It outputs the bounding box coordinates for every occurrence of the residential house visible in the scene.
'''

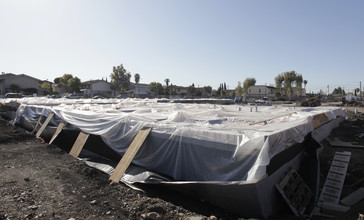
[82,79,113,98]
[248,85,277,98]
[170,85,188,97]
[224,89,236,98]
[129,83,151,97]
[0,73,42,96]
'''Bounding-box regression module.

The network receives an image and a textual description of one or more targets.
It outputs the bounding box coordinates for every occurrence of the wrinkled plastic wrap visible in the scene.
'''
[13,98,346,182]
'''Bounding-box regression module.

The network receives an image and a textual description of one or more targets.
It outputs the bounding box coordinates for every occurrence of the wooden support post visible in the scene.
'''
[69,131,90,158]
[49,122,67,144]
[31,109,46,134]
[249,112,297,125]
[31,115,43,134]
[36,112,55,138]
[109,127,152,183]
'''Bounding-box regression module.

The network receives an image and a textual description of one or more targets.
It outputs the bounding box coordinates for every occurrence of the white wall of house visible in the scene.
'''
[83,80,112,97]
[175,86,188,95]
[131,83,150,95]
[90,81,111,92]
[248,85,276,97]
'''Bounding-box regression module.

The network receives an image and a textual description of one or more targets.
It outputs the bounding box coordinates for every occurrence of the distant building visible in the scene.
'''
[129,83,151,97]
[248,85,277,98]
[82,79,113,97]
[0,73,42,95]
[170,85,188,97]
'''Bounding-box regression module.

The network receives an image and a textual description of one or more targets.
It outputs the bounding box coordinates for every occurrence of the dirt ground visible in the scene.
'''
[1,106,364,220]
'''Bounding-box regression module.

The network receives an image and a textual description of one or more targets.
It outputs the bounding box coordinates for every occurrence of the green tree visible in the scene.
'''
[170,84,177,96]
[217,84,222,96]
[149,82,163,96]
[134,73,140,97]
[53,74,80,92]
[110,64,131,93]
[283,71,297,100]
[54,77,61,84]
[39,82,52,95]
[235,81,243,97]
[203,86,212,95]
[332,87,345,95]
[355,88,360,96]
[275,74,285,95]
[134,73,140,84]
[220,89,226,97]
[303,80,308,89]
[295,74,303,96]
[243,77,256,94]
[59,74,73,88]
[187,83,196,96]
[164,78,170,95]
[68,77,81,93]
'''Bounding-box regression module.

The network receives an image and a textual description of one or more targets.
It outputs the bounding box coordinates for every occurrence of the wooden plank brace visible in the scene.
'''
[49,121,67,144]
[31,109,46,134]
[36,112,55,138]
[69,131,90,158]
[109,127,152,183]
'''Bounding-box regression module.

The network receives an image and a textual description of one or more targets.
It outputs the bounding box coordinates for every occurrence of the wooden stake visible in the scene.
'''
[69,131,89,158]
[49,122,67,144]
[109,127,152,183]
[31,109,46,134]
[36,112,55,138]
[249,112,297,125]
[31,115,43,134]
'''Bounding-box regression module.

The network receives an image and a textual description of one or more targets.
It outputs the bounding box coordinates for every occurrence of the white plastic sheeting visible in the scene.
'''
[13,98,347,182]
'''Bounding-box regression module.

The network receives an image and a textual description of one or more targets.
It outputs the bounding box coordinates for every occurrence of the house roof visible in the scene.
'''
[0,73,42,82]
[83,79,111,85]
[249,85,276,89]
[0,73,16,80]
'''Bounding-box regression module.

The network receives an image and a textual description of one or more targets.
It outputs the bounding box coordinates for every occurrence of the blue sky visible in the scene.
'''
[1,0,363,93]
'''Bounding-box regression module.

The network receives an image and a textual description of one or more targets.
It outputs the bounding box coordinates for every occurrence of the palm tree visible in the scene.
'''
[164,78,170,95]
[275,74,284,95]
[134,73,140,97]
[295,74,303,96]
[134,73,140,84]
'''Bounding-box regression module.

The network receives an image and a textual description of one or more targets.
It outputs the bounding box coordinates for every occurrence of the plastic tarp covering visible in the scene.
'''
[13,98,347,182]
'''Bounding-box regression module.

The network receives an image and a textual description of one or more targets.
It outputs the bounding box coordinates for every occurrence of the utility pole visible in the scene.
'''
[327,85,329,96]
[360,81,362,100]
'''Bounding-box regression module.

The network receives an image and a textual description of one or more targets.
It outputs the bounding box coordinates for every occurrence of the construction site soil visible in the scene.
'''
[1,106,364,220]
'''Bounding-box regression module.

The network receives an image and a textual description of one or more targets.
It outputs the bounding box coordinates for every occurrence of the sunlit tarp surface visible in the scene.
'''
[13,98,346,182]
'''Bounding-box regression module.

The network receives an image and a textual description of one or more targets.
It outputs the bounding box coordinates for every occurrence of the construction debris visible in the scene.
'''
[340,187,364,207]
[329,137,364,149]
[317,151,351,213]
